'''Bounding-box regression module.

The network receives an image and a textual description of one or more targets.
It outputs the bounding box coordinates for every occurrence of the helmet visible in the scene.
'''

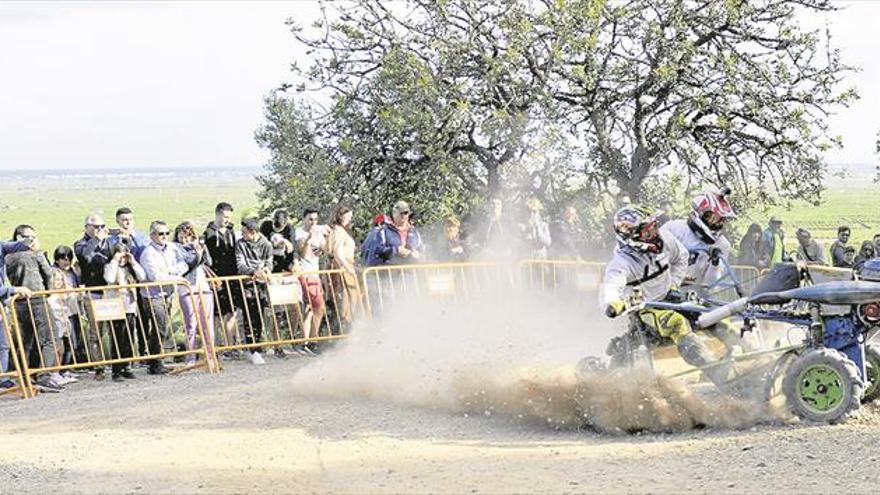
[613,206,663,254]
[687,188,735,243]
[859,259,880,282]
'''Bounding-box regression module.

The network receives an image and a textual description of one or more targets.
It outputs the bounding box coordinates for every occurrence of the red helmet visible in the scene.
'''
[688,189,735,242]
[613,206,663,254]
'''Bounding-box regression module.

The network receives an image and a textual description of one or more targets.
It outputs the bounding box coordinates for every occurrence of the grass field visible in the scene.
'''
[740,176,880,252]
[0,168,260,252]
[0,168,876,258]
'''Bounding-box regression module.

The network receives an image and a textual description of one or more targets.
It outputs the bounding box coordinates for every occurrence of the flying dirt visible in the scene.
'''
[292,289,783,434]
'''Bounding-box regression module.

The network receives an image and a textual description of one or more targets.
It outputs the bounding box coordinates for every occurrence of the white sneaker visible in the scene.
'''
[248,351,265,365]
[49,372,76,385]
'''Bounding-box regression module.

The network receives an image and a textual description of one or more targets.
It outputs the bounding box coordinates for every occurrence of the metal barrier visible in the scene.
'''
[361,262,517,315]
[0,305,29,398]
[519,259,605,293]
[8,280,218,397]
[208,269,362,357]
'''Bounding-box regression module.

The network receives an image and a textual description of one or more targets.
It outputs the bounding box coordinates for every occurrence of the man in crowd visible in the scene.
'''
[760,216,785,268]
[479,198,514,257]
[655,200,675,227]
[260,209,296,274]
[110,207,150,358]
[74,213,114,380]
[361,214,388,266]
[549,203,584,259]
[235,218,273,365]
[0,231,33,389]
[139,220,188,375]
[295,207,329,355]
[109,207,149,259]
[829,226,851,268]
[521,197,552,259]
[203,202,241,356]
[5,225,64,392]
[795,228,826,265]
[369,200,424,265]
[260,208,298,358]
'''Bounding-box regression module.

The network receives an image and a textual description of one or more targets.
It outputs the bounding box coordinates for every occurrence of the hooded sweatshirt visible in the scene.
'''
[202,221,239,277]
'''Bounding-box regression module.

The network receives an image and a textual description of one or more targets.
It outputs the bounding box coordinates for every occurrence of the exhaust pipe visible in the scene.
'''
[696,297,748,328]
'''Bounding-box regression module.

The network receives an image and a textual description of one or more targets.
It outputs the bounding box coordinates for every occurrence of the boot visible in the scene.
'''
[677,333,732,387]
[708,321,751,354]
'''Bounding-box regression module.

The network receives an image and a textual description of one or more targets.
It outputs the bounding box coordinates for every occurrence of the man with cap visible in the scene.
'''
[795,228,826,265]
[759,217,785,268]
[830,226,851,268]
[371,200,424,265]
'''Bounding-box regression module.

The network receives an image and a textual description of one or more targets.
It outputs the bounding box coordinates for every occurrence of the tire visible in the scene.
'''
[783,348,864,423]
[862,344,880,404]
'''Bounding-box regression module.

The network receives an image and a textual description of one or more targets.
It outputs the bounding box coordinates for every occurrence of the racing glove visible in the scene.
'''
[605,300,627,318]
[665,288,685,303]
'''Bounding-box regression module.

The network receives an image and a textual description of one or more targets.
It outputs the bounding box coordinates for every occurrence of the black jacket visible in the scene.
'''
[5,251,53,292]
[74,235,113,288]
[202,221,238,277]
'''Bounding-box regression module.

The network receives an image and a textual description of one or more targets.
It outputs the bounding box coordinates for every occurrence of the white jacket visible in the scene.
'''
[660,219,731,289]
[599,231,689,310]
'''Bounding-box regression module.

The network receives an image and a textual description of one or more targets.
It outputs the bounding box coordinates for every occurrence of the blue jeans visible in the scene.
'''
[0,315,9,376]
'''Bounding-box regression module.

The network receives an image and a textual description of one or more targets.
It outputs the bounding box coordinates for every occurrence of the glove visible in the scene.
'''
[605,300,627,318]
[665,288,685,303]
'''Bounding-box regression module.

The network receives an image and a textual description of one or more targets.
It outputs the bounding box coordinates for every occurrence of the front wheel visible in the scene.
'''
[783,348,864,423]
[862,344,880,404]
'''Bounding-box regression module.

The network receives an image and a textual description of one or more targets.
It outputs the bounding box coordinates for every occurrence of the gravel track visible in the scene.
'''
[1,355,880,494]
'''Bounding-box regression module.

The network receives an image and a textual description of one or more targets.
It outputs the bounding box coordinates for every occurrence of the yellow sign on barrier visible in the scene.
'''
[268,280,303,306]
[87,297,127,322]
[426,274,456,296]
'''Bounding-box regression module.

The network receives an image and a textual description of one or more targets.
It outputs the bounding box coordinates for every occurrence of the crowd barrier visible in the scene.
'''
[360,262,517,315]
[519,259,605,293]
[208,269,362,357]
[6,281,218,397]
[1,258,781,399]
[0,306,29,398]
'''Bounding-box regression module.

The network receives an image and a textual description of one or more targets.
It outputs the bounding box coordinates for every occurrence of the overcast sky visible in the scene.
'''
[0,1,877,171]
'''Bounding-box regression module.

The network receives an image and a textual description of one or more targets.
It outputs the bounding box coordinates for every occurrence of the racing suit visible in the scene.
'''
[660,219,732,291]
[659,219,744,351]
[600,231,733,385]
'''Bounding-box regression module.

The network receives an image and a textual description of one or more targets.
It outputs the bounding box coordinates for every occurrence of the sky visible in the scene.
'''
[0,1,878,171]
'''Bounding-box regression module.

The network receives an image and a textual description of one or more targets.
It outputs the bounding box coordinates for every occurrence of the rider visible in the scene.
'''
[600,206,732,385]
[660,188,735,292]
[659,189,747,354]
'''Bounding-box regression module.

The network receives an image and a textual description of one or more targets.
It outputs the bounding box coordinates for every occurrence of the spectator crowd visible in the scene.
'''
[0,194,870,394]
[0,196,590,393]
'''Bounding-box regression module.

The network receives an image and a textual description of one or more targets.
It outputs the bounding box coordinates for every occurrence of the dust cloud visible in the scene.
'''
[293,288,781,433]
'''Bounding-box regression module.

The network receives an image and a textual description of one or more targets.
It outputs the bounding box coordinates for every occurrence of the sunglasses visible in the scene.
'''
[89,224,107,229]
[156,231,170,236]
[399,211,410,215]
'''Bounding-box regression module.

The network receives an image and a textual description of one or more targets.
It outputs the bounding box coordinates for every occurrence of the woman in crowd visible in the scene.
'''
[737,223,763,267]
[854,240,876,271]
[440,216,467,262]
[173,221,216,366]
[327,206,360,329]
[51,245,83,376]
[103,243,145,381]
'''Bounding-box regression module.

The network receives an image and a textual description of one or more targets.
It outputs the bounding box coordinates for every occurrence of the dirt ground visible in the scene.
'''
[1,356,879,495]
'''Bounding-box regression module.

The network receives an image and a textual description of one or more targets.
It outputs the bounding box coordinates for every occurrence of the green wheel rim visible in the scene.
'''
[797,365,845,412]
[866,357,880,398]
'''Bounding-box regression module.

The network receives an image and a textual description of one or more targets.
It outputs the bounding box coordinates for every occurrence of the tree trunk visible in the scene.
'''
[486,161,500,198]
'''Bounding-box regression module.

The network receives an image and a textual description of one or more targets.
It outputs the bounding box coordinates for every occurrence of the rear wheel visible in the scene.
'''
[862,344,880,404]
[783,348,864,423]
